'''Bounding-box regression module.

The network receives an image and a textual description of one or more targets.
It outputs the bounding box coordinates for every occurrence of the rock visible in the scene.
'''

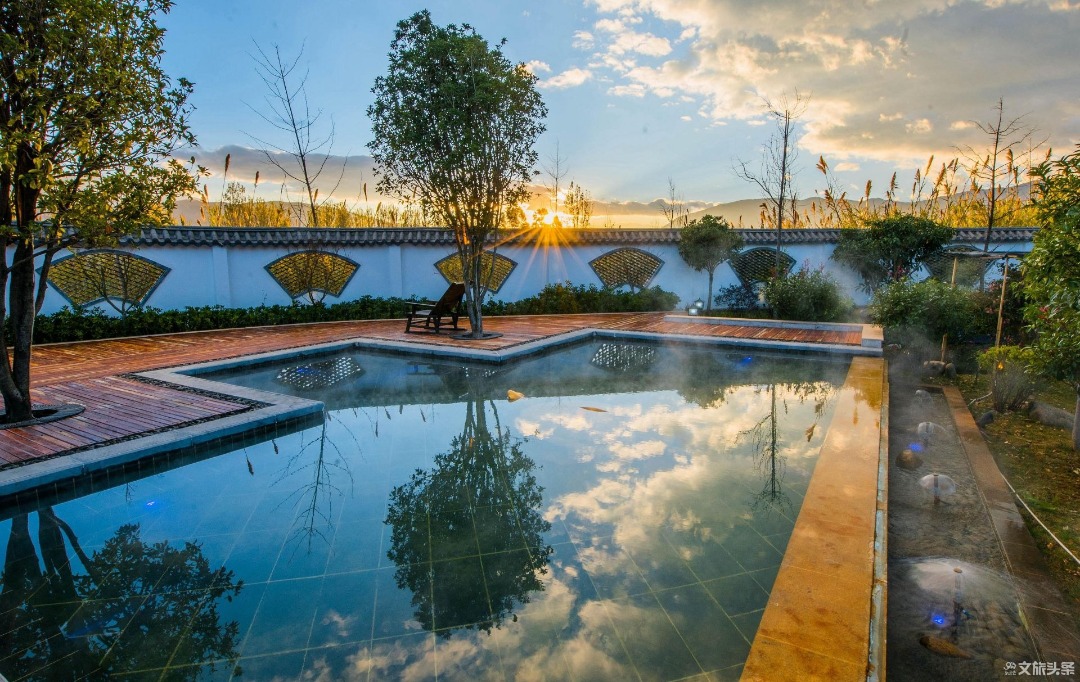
[1027,400,1075,431]
[944,362,957,378]
[914,389,932,403]
[922,360,947,376]
[976,411,996,427]
[897,448,923,470]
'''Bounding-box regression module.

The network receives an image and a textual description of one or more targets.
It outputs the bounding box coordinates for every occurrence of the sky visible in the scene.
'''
[159,0,1080,226]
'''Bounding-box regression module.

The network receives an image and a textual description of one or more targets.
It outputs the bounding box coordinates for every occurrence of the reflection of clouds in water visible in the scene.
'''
[607,438,666,461]
[513,418,553,440]
[320,572,637,680]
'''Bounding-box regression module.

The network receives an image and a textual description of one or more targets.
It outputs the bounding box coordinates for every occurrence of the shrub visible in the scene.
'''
[869,278,979,346]
[484,283,679,316]
[713,284,761,312]
[977,345,1037,412]
[762,267,851,322]
[831,215,954,292]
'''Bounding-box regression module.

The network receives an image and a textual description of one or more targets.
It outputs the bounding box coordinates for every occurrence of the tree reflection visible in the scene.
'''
[0,509,242,679]
[739,381,836,515]
[385,389,551,638]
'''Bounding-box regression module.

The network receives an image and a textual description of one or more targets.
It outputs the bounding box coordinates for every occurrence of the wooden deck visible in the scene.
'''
[2,312,864,472]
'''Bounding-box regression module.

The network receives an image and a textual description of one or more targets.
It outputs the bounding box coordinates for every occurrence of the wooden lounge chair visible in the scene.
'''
[405,282,466,334]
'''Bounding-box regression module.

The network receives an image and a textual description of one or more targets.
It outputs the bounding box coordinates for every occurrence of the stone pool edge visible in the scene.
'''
[742,356,888,682]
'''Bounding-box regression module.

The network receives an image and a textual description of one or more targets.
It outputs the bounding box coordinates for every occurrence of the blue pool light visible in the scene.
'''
[145,500,157,507]
[908,442,924,452]
[931,613,946,626]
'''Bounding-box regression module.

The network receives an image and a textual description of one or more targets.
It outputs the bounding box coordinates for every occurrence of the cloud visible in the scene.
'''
[580,0,1080,168]
[540,67,594,89]
[525,60,551,74]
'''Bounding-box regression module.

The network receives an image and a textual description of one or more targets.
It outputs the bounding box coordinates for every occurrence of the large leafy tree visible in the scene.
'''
[676,215,743,311]
[368,10,546,338]
[0,0,197,422]
[831,215,953,293]
[1023,145,1080,451]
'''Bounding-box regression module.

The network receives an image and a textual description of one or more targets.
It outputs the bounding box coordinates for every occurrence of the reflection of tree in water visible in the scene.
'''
[385,392,552,638]
[0,509,242,679]
[276,415,355,554]
[738,381,836,515]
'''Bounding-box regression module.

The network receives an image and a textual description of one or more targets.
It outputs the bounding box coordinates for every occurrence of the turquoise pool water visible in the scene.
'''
[0,340,849,680]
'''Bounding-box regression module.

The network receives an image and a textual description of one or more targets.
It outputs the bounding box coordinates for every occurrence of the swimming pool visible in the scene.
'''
[0,339,855,680]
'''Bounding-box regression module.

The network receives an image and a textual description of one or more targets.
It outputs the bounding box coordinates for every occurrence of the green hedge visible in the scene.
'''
[27,284,679,344]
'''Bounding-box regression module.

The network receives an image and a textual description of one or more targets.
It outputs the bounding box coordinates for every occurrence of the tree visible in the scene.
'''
[564,180,592,228]
[660,177,689,228]
[831,215,954,293]
[958,98,1043,255]
[542,140,567,223]
[676,215,743,311]
[368,11,547,338]
[1023,145,1080,451]
[0,0,197,422]
[735,92,809,278]
[248,42,343,228]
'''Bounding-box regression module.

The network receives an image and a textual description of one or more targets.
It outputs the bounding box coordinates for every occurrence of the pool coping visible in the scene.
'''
[663,315,884,351]
[742,355,888,681]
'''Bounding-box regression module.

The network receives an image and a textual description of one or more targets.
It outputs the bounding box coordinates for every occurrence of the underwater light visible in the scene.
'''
[932,613,947,626]
[145,500,157,507]
[909,442,924,452]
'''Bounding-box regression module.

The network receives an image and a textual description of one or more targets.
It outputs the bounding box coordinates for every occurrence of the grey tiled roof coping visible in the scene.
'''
[126,226,1039,248]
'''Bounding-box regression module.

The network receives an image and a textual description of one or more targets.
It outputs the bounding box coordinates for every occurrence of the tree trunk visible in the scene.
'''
[1,239,37,423]
[706,269,715,311]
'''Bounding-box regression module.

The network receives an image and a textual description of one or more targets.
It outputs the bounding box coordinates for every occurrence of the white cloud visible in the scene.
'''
[572,30,595,49]
[835,162,861,172]
[580,0,1080,167]
[540,67,594,90]
[525,60,551,74]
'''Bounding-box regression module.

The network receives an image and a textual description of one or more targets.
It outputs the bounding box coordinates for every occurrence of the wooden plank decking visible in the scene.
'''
[2,313,863,472]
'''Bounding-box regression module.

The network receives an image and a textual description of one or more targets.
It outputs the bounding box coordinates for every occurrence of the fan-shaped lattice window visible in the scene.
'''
[925,246,990,288]
[731,248,796,288]
[589,248,663,289]
[266,251,359,299]
[435,252,516,293]
[47,250,170,308]
[275,356,365,391]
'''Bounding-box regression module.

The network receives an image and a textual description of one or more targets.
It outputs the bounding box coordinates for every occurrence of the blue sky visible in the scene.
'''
[160,0,1079,224]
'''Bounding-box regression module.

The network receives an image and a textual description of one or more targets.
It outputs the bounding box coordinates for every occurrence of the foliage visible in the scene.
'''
[564,181,593,228]
[831,215,954,292]
[977,345,1037,413]
[205,181,291,227]
[968,262,1031,344]
[485,283,679,316]
[714,284,762,312]
[0,0,197,421]
[368,10,547,337]
[1023,144,1080,449]
[762,267,851,322]
[869,278,979,346]
[676,215,743,310]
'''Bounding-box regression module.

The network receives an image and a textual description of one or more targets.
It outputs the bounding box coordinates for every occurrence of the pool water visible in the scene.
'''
[0,340,849,681]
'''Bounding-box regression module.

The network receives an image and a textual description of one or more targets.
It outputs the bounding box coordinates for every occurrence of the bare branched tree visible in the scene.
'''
[247,42,344,227]
[957,98,1046,254]
[542,141,568,223]
[660,177,689,228]
[735,91,810,278]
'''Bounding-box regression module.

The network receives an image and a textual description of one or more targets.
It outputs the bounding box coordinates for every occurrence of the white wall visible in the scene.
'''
[32,227,1035,316]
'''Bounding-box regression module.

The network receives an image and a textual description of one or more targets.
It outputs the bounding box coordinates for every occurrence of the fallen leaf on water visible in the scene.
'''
[919,635,972,659]
[272,440,279,455]
[508,390,525,402]
[245,455,254,476]
[580,406,607,413]
[805,424,816,442]
[385,408,392,420]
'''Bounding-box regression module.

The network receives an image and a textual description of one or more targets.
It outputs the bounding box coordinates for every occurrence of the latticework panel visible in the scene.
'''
[925,246,991,288]
[590,343,658,373]
[266,251,359,299]
[276,356,365,391]
[435,252,516,293]
[731,248,796,288]
[589,248,663,289]
[47,250,170,308]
